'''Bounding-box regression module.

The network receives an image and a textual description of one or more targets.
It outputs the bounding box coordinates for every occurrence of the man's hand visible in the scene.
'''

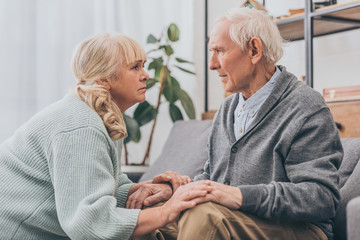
[204,181,243,209]
[152,171,191,191]
[126,183,172,209]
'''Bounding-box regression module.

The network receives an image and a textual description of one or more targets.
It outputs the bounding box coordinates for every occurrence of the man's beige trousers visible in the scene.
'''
[134,202,328,240]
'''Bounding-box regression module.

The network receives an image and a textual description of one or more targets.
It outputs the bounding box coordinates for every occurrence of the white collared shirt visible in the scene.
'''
[233,67,281,140]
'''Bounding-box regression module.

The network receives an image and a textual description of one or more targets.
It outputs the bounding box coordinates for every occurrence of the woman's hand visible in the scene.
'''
[152,171,192,191]
[160,180,213,223]
[131,180,213,237]
[126,183,172,209]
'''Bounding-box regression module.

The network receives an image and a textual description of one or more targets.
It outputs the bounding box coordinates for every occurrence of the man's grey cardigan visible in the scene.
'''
[194,66,343,240]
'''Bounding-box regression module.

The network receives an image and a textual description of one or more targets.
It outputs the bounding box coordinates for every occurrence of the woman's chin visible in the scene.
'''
[138,97,146,103]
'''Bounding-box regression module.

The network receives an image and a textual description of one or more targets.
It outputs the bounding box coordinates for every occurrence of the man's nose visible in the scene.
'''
[209,54,220,70]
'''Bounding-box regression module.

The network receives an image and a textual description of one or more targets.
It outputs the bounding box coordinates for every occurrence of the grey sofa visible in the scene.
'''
[139,120,360,240]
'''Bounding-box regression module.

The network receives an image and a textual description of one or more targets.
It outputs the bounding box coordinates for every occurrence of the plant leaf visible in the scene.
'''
[159,45,174,56]
[175,57,193,64]
[123,114,141,144]
[134,101,158,126]
[147,34,158,44]
[146,78,158,89]
[146,48,159,55]
[148,57,164,80]
[163,76,180,104]
[174,65,195,75]
[148,57,163,71]
[175,89,196,119]
[169,103,183,122]
[167,23,180,42]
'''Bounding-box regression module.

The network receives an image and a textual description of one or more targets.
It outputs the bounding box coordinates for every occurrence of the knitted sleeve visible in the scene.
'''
[193,159,211,181]
[49,126,140,240]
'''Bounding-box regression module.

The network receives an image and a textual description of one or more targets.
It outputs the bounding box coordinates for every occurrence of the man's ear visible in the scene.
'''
[96,79,111,90]
[248,37,263,64]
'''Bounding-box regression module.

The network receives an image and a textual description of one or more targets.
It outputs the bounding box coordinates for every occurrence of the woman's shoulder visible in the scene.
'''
[55,93,107,132]
[25,93,108,140]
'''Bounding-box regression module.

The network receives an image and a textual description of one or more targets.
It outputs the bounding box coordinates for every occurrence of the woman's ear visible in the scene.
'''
[96,79,111,90]
[248,37,263,65]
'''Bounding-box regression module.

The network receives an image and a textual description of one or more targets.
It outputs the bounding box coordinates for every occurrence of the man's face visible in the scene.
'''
[208,19,253,94]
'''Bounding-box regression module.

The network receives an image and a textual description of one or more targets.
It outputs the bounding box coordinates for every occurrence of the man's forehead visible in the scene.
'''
[211,19,230,34]
[209,19,232,47]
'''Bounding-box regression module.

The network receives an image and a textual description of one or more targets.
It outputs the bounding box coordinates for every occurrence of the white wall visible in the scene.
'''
[194,0,360,111]
[0,0,196,166]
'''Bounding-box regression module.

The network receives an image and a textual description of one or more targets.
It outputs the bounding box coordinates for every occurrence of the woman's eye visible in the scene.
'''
[132,65,140,70]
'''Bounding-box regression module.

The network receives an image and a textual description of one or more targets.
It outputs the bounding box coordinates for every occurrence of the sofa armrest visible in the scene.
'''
[347,196,360,240]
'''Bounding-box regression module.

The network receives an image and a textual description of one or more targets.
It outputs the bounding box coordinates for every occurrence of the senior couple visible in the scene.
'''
[0,7,341,240]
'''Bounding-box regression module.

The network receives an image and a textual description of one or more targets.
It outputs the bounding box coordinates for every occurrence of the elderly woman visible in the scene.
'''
[0,33,212,239]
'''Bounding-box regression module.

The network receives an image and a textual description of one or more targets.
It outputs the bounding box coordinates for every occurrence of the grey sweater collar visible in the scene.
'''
[225,65,297,144]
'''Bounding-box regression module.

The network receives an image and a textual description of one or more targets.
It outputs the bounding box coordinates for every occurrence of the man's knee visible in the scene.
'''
[180,202,227,224]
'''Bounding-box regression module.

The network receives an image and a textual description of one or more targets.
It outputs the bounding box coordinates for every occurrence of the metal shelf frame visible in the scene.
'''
[304,0,360,87]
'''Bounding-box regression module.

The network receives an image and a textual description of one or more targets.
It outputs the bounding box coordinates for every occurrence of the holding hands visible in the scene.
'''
[130,180,213,237]
[152,171,192,191]
[126,171,192,209]
[159,180,213,222]
[127,170,243,216]
[128,171,243,237]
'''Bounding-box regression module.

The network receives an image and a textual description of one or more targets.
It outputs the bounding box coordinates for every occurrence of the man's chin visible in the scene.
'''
[222,84,232,93]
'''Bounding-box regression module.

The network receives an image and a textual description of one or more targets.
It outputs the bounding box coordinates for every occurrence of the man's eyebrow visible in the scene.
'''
[209,46,222,51]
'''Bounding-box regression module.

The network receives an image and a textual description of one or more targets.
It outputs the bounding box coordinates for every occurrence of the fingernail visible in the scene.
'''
[166,176,171,179]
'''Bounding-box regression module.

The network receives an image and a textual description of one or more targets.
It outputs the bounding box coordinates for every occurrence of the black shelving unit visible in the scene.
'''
[276,0,360,87]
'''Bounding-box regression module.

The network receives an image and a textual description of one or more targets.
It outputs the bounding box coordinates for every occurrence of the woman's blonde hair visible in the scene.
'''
[224,8,284,64]
[71,33,146,140]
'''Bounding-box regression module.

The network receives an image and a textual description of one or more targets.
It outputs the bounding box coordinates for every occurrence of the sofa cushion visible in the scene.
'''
[338,138,360,188]
[333,138,360,240]
[139,120,213,182]
[347,196,360,240]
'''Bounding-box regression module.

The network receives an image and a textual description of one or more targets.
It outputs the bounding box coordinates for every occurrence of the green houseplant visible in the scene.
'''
[123,23,196,165]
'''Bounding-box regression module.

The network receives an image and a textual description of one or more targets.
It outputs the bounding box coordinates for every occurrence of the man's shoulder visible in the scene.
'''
[286,80,326,110]
[276,67,326,112]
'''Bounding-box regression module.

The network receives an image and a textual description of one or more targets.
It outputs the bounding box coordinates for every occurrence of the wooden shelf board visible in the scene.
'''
[323,85,360,102]
[327,101,360,138]
[276,0,360,41]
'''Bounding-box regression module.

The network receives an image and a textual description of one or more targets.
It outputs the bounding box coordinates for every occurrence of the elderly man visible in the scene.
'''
[137,7,343,240]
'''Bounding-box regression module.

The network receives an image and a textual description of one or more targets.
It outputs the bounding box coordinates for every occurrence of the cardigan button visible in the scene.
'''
[231,146,238,153]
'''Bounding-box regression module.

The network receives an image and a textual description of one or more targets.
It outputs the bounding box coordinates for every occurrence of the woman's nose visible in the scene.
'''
[142,69,150,82]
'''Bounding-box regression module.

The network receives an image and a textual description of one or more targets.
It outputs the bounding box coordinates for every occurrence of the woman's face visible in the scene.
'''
[109,59,149,112]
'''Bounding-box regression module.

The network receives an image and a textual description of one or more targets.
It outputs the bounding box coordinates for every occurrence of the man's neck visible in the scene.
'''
[242,64,276,100]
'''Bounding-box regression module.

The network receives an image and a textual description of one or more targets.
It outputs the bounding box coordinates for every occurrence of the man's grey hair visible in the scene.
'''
[222,7,284,64]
